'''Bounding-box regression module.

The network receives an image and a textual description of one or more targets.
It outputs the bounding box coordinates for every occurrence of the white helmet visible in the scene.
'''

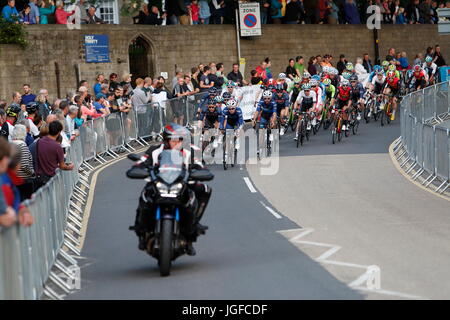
[341,79,350,86]
[330,68,339,75]
[278,73,287,80]
[262,90,273,99]
[226,98,238,108]
[322,66,330,73]
[309,79,318,87]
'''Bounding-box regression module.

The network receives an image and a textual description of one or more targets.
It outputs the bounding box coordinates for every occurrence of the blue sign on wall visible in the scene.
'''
[439,66,450,83]
[84,34,110,63]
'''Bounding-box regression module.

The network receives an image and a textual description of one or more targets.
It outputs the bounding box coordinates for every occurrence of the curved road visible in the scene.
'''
[69,113,448,300]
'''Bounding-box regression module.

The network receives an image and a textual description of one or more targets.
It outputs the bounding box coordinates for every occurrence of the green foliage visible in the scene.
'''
[0,17,28,48]
[120,0,145,17]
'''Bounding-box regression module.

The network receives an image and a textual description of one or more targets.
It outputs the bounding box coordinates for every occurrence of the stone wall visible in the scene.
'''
[0,24,447,101]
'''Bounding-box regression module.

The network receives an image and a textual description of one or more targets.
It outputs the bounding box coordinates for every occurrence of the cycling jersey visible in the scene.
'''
[337,86,351,101]
[257,100,277,119]
[201,106,222,128]
[295,90,317,112]
[371,75,386,94]
[221,107,243,129]
[422,62,438,77]
[386,77,400,90]
[325,85,336,100]
[288,85,301,104]
[311,86,323,105]
[350,83,365,101]
[273,92,290,115]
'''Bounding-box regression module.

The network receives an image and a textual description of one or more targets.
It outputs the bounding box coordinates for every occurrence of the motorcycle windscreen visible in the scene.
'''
[157,150,184,184]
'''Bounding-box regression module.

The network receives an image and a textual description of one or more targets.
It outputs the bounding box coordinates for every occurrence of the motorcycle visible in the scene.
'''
[126,150,214,276]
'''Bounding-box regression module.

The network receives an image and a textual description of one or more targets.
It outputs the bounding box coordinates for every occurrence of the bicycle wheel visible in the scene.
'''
[364,104,370,123]
[331,126,336,144]
[380,110,385,126]
[300,121,305,146]
[352,119,359,135]
[337,118,342,142]
[295,121,300,148]
[386,104,391,124]
[232,136,237,167]
[222,132,227,170]
[266,129,272,157]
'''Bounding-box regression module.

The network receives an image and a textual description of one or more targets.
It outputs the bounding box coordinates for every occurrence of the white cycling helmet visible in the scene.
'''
[341,79,350,87]
[309,79,318,87]
[226,98,238,108]
[322,66,330,73]
[262,90,273,99]
[278,72,287,80]
[330,68,338,75]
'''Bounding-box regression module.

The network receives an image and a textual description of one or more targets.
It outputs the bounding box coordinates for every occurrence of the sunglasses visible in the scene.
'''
[229,108,236,111]
[263,98,271,100]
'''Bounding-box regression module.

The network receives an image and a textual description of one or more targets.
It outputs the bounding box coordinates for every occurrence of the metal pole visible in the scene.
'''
[373,29,380,65]
[235,9,241,61]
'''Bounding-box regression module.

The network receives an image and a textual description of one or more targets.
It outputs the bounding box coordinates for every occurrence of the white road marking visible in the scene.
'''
[243,177,257,193]
[279,227,428,300]
[259,201,282,219]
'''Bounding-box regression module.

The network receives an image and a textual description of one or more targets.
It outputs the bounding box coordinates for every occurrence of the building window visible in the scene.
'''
[97,0,119,24]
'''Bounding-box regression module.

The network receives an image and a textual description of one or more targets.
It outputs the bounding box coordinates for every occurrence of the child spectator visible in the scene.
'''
[189,0,200,24]
[396,7,406,24]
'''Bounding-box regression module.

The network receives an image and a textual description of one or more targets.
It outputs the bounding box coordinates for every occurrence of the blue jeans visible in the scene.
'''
[261,11,267,24]
[201,17,209,24]
[193,20,199,24]
[168,15,179,25]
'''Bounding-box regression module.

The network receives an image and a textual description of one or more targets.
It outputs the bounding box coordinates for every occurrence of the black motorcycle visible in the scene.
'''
[126,150,214,276]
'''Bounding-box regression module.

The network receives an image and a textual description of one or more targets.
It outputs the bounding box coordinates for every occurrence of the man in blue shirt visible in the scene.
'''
[2,0,19,22]
[20,84,36,106]
[28,0,40,24]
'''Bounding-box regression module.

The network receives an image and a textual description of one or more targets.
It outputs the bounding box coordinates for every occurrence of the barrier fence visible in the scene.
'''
[396,81,450,195]
[0,93,202,299]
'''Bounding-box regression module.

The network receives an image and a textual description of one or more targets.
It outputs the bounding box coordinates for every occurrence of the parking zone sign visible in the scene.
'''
[239,3,261,36]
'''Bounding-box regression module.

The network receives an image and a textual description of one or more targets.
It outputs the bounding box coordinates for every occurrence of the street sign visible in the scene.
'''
[239,2,261,37]
[84,34,110,63]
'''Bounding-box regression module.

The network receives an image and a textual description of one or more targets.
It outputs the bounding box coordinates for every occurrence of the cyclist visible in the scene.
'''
[222,91,231,106]
[252,91,277,156]
[293,83,317,141]
[302,72,311,85]
[273,84,290,135]
[199,102,222,149]
[410,65,428,92]
[422,56,438,85]
[349,74,365,119]
[323,78,336,109]
[220,98,243,149]
[387,63,401,79]
[277,73,289,91]
[383,71,400,121]
[287,77,302,104]
[341,71,352,83]
[329,68,340,89]
[346,62,356,75]
[309,78,324,123]
[381,60,390,74]
[335,79,352,131]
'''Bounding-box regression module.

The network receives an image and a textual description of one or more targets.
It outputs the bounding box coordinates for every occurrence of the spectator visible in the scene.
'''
[87,6,105,24]
[386,47,396,61]
[321,53,333,67]
[0,137,16,228]
[131,78,149,109]
[270,0,283,24]
[215,62,226,88]
[65,105,79,140]
[257,0,270,24]
[26,102,40,139]
[93,94,110,116]
[199,66,214,92]
[109,73,120,92]
[250,70,262,85]
[431,1,438,23]
[425,46,434,59]
[34,121,73,189]
[284,0,301,24]
[303,0,319,23]
[355,57,369,82]
[210,0,225,25]
[166,0,188,25]
[381,0,392,23]
[1,104,20,142]
[142,77,153,99]
[315,55,323,74]
[294,56,305,77]
[21,84,36,106]
[148,5,165,25]
[286,59,298,80]
[264,57,273,79]
[137,3,150,24]
[28,0,40,23]
[255,60,268,80]
[2,0,20,23]
[2,144,33,227]
[363,53,373,73]
[38,0,55,24]
[398,51,410,69]
[419,0,432,23]
[172,69,184,89]
[395,6,406,23]
[190,67,201,91]
[307,56,318,75]
[188,0,199,24]
[11,125,34,199]
[20,4,36,24]
[344,0,360,24]
[328,0,339,24]
[318,0,329,24]
[413,53,423,66]
[55,0,75,24]
[75,0,89,24]
[199,0,211,24]
[407,0,420,24]
[337,54,347,74]
[94,74,104,96]
[227,63,245,86]
[433,45,446,67]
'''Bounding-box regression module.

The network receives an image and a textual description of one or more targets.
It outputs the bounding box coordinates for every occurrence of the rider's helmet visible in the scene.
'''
[425,56,433,63]
[373,65,382,72]
[387,71,395,79]
[346,62,354,71]
[222,92,231,100]
[302,83,311,90]
[341,80,350,87]
[25,101,38,114]
[275,83,284,92]
[376,70,384,76]
[413,64,421,72]
[6,104,21,118]
[388,64,396,72]
[214,95,223,104]
[331,68,339,75]
[303,72,311,79]
[349,74,359,82]
[342,71,351,80]
[278,73,287,80]
[208,87,217,96]
[309,79,318,87]
[322,66,330,74]
[262,90,273,99]
[162,123,187,142]
[382,60,390,68]
[293,76,301,84]
[322,78,331,86]
[226,98,238,108]
[311,75,321,81]
[226,80,235,88]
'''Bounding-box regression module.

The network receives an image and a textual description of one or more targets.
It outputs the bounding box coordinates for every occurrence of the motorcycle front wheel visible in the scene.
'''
[159,219,173,277]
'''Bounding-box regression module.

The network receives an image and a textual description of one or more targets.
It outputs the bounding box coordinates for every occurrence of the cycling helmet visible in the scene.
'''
[425,56,433,63]
[208,87,217,95]
[382,60,389,67]
[349,74,358,82]
[388,64,396,71]
[26,101,38,114]
[267,84,275,91]
[268,79,275,85]
[311,75,321,81]
[262,90,273,99]
[342,72,351,80]
[222,92,231,100]
[278,73,287,80]
[341,80,350,87]
[6,104,21,118]
[376,70,384,75]
[303,72,311,79]
[293,76,301,84]
[387,71,395,78]
[226,98,238,108]
[309,79,318,87]
[226,80,236,88]
[275,83,284,92]
[214,95,223,103]
[346,62,354,71]
[373,65,382,72]
[302,83,311,90]
[413,65,421,72]
[322,66,330,74]
[162,123,187,141]
[322,78,331,86]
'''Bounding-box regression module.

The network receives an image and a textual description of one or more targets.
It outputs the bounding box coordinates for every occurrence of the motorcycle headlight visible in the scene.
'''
[169,183,183,195]
[155,181,169,194]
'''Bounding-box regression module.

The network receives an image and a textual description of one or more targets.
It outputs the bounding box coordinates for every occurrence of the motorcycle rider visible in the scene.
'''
[129,123,212,256]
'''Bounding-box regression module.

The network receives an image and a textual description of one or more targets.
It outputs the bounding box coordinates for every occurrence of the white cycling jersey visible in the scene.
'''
[295,90,317,105]
[422,62,437,76]
[371,75,386,85]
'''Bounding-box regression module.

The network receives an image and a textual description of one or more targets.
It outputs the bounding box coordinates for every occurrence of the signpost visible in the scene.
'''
[84,34,110,63]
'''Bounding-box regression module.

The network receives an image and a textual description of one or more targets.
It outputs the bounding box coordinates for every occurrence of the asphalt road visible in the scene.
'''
[68,156,362,299]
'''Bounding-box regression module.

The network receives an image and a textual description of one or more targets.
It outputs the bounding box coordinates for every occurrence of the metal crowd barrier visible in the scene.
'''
[0,100,180,299]
[396,81,450,195]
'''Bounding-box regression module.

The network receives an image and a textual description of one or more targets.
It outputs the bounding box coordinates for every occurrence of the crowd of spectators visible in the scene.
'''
[2,0,450,25]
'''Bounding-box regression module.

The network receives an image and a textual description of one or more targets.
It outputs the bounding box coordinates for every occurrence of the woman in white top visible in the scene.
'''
[355,57,369,83]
